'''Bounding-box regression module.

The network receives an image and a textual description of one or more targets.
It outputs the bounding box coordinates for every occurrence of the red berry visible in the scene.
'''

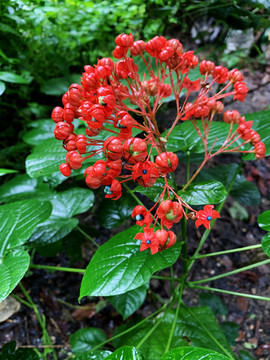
[59,163,71,177]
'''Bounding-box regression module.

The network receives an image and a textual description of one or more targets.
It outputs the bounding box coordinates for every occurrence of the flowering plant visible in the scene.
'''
[1,32,269,359]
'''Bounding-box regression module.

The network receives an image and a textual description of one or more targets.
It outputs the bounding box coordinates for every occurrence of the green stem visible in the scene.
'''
[181,216,188,275]
[76,226,100,248]
[187,284,270,302]
[192,244,262,259]
[164,276,185,353]
[136,318,162,349]
[19,283,57,360]
[123,182,145,207]
[182,303,234,360]
[188,161,243,272]
[90,303,168,352]
[189,259,270,285]
[30,264,85,273]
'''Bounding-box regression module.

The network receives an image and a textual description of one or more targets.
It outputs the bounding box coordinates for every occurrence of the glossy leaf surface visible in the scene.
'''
[80,226,181,298]
[178,181,227,205]
[108,283,148,320]
[160,346,231,360]
[70,328,106,355]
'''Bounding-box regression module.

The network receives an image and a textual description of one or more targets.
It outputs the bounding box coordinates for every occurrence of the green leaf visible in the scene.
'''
[23,120,55,146]
[40,74,81,95]
[134,178,174,202]
[0,250,30,302]
[197,164,261,206]
[160,346,231,360]
[178,181,227,205]
[30,217,78,246]
[257,210,270,231]
[113,310,188,360]
[0,174,38,203]
[106,347,143,360]
[261,233,270,257]
[80,226,181,298]
[238,350,255,360]
[0,341,39,359]
[221,322,240,347]
[0,81,6,96]
[0,168,18,177]
[74,350,112,360]
[97,194,136,229]
[199,293,228,316]
[164,121,237,154]
[108,283,148,320]
[0,263,11,302]
[29,188,94,246]
[176,306,234,358]
[0,200,52,256]
[0,71,32,84]
[242,110,270,160]
[70,328,106,355]
[25,138,67,178]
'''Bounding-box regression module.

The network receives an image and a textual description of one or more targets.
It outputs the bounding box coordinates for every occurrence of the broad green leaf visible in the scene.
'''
[97,194,136,229]
[0,168,18,177]
[242,110,270,160]
[176,306,234,358]
[178,181,227,205]
[29,188,94,246]
[113,310,188,360]
[221,322,240,347]
[134,178,174,202]
[197,163,261,206]
[160,346,231,360]
[74,350,112,360]
[23,120,55,145]
[29,217,78,246]
[80,226,181,298]
[40,75,81,95]
[108,283,148,320]
[47,188,94,218]
[0,250,30,302]
[25,138,97,178]
[0,200,52,256]
[0,263,11,302]
[0,341,39,359]
[0,71,32,84]
[106,346,143,360]
[25,138,67,178]
[70,328,106,355]
[199,293,228,316]
[257,210,270,231]
[261,233,270,257]
[0,174,38,203]
[0,81,6,96]
[164,121,238,154]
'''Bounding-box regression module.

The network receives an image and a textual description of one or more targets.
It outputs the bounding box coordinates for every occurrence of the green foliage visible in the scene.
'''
[70,328,107,355]
[160,346,231,360]
[0,341,39,360]
[197,164,261,206]
[178,181,227,205]
[74,350,113,360]
[80,226,181,298]
[258,210,270,257]
[108,283,149,320]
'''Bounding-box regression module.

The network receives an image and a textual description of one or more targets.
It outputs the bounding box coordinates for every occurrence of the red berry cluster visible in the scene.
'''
[51,33,266,254]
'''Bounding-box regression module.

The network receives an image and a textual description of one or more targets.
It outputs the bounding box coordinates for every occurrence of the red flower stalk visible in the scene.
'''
[195,205,220,229]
